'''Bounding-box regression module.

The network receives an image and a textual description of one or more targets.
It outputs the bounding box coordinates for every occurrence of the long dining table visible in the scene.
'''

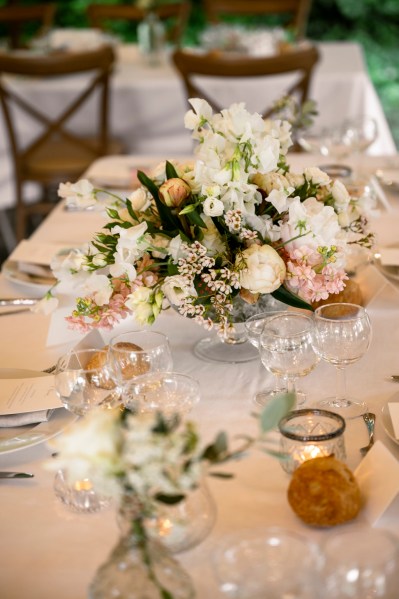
[0,40,396,213]
[1,151,399,598]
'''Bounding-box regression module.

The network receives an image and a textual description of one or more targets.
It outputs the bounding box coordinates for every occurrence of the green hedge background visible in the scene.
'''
[1,0,398,148]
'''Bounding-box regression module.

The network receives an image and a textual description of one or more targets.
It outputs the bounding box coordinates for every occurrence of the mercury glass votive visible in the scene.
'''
[278,409,346,474]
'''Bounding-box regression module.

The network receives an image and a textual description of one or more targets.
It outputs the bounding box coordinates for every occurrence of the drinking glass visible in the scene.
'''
[312,303,372,419]
[213,527,323,598]
[123,371,200,418]
[107,330,173,389]
[54,469,111,514]
[322,527,399,599]
[245,310,285,407]
[259,312,319,408]
[341,114,378,179]
[54,348,122,416]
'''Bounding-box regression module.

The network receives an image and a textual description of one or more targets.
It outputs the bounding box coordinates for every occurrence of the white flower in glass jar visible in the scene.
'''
[238,244,286,294]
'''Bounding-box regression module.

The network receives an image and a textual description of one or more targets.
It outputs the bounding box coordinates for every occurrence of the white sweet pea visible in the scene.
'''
[267,188,293,213]
[31,294,59,315]
[185,98,214,130]
[304,167,330,186]
[331,179,350,211]
[58,179,96,209]
[168,235,185,262]
[238,244,286,294]
[203,197,224,217]
[109,251,137,280]
[83,274,113,306]
[162,275,197,306]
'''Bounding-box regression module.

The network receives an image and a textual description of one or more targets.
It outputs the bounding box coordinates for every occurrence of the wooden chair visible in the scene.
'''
[203,0,313,40]
[172,44,320,119]
[0,4,56,49]
[86,2,191,46]
[0,45,124,240]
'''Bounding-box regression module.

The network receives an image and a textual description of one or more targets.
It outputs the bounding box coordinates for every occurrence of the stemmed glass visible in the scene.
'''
[259,312,319,408]
[341,114,378,180]
[312,303,372,419]
[107,330,173,392]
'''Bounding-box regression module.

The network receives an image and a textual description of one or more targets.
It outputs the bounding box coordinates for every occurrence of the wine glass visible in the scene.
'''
[322,527,399,599]
[312,303,372,419]
[107,330,173,390]
[54,348,122,416]
[245,310,287,407]
[259,312,319,408]
[341,114,378,180]
[123,371,200,418]
[213,527,322,598]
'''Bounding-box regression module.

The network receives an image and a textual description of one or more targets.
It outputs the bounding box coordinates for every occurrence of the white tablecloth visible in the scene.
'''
[1,151,399,598]
[0,41,396,210]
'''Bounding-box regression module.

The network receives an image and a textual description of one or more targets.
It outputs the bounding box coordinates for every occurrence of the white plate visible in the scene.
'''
[381,400,399,445]
[374,244,399,283]
[0,369,76,455]
[1,259,56,293]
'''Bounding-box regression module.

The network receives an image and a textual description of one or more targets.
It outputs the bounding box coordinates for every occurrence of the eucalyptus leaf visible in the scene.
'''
[259,391,296,433]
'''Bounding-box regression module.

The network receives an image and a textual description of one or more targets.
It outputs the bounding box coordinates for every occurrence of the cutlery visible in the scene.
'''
[0,298,39,307]
[388,375,399,382]
[0,471,34,479]
[360,412,376,456]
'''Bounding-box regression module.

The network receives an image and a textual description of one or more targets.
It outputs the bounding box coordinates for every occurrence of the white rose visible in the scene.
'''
[203,197,224,217]
[128,188,151,212]
[238,244,286,294]
[162,275,197,306]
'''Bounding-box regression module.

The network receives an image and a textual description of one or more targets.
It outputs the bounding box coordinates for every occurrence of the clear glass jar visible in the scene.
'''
[278,409,346,474]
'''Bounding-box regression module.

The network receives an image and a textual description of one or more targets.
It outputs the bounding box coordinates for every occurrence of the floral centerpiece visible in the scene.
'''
[44,99,375,335]
[48,394,295,599]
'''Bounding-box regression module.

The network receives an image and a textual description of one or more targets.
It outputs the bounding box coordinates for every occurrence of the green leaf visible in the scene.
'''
[187,210,207,228]
[179,204,197,215]
[165,160,179,179]
[125,198,139,222]
[155,493,185,505]
[271,286,313,311]
[201,431,228,462]
[259,391,296,433]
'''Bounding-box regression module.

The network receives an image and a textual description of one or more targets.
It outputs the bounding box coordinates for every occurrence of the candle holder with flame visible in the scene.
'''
[278,409,346,474]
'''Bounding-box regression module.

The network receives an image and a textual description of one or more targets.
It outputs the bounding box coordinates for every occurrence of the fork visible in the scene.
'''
[360,412,376,456]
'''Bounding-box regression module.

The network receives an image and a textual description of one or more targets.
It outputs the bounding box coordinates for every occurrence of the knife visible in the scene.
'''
[389,376,399,382]
[0,299,39,307]
[0,471,34,479]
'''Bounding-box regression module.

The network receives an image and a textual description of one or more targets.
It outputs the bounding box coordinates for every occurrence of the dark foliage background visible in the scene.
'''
[1,0,398,147]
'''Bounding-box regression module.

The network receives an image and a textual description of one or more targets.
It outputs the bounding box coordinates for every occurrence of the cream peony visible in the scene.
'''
[238,244,286,294]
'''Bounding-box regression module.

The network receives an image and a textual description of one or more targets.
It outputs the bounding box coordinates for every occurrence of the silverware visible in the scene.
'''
[389,375,399,382]
[360,412,376,456]
[0,298,38,307]
[0,471,34,479]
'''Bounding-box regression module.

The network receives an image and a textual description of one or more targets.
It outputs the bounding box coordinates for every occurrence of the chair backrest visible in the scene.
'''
[172,45,320,118]
[203,0,312,40]
[0,44,115,182]
[0,4,56,49]
[86,2,191,45]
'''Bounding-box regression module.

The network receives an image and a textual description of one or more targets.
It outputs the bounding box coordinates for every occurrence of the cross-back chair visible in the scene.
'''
[0,4,56,49]
[203,0,313,40]
[172,44,320,119]
[86,2,191,46]
[0,44,123,240]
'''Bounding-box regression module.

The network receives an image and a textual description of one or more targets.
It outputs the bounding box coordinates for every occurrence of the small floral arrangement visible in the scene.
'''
[48,394,295,597]
[45,99,375,335]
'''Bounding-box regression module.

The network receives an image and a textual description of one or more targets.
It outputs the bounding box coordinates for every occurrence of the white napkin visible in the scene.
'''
[0,409,53,428]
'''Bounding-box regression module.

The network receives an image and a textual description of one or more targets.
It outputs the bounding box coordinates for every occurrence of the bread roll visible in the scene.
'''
[311,279,363,310]
[85,342,147,388]
[287,455,362,527]
[110,342,150,379]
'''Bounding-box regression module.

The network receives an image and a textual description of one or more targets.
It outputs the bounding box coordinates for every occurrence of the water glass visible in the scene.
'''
[213,527,322,598]
[278,409,346,474]
[322,527,399,599]
[54,469,111,514]
[107,330,173,388]
[55,348,122,416]
[123,372,200,417]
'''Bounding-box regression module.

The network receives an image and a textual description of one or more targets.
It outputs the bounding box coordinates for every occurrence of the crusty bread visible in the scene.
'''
[311,279,363,310]
[287,455,362,527]
[85,342,147,388]
[110,342,149,379]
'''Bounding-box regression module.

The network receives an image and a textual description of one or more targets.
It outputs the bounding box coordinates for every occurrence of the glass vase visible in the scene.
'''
[137,11,165,67]
[89,501,195,599]
[194,293,286,364]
